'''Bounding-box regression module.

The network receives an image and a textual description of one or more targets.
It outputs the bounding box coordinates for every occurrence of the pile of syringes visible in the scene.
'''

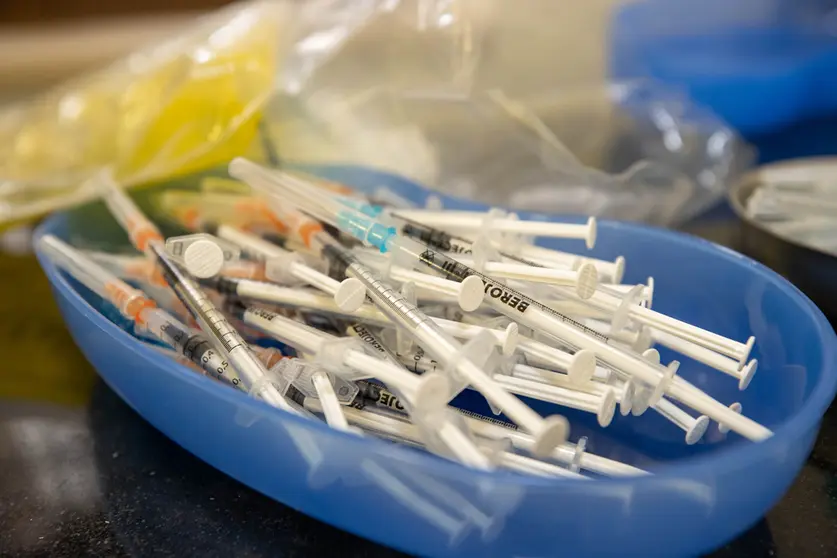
[37,157,772,479]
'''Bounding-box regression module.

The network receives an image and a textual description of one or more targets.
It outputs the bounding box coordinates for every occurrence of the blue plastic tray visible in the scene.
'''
[35,166,837,557]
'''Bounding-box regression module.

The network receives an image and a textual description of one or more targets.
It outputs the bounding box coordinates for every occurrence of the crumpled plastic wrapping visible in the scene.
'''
[0,0,750,230]
[0,0,285,228]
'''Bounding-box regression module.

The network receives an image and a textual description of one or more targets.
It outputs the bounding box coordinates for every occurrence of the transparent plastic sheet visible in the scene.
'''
[267,84,751,228]
[264,1,753,226]
[0,0,750,230]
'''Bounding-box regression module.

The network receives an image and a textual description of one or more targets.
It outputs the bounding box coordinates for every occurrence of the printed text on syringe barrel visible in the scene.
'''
[399,217,555,269]
[415,246,610,343]
[160,321,238,385]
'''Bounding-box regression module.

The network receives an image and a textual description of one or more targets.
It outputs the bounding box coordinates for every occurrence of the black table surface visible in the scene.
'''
[3,117,837,557]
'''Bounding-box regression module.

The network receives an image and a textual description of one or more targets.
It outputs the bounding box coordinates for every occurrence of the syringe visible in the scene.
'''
[38,235,244,389]
[226,303,450,413]
[386,208,597,249]
[395,215,625,284]
[326,249,571,454]
[199,222,368,311]
[231,160,571,456]
[369,339,616,428]
[227,303,496,470]
[350,380,647,477]
[95,171,165,256]
[86,250,268,285]
[381,227,770,440]
[156,190,287,233]
[94,172,296,412]
[146,242,298,414]
[231,158,771,442]
[99,175,234,281]
[206,275,517,355]
[301,398,586,479]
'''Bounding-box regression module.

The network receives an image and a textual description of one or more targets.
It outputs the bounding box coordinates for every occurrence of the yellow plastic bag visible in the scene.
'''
[0,0,286,229]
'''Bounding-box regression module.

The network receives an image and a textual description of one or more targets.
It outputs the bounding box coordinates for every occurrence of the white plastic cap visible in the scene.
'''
[183,239,225,278]
[457,275,485,312]
[335,278,367,312]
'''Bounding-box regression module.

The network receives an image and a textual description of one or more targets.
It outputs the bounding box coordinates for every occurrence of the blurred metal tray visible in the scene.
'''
[730,157,837,322]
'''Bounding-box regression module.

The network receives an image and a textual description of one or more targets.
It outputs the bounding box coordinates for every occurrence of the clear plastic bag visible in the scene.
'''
[0,0,287,228]
[0,0,750,229]
[265,0,752,226]
[268,80,751,226]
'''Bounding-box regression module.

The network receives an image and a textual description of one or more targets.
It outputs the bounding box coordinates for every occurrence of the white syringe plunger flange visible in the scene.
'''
[569,436,588,474]
[598,389,617,427]
[585,217,597,250]
[566,349,597,385]
[739,359,758,390]
[740,336,757,369]
[686,415,711,445]
[575,262,599,300]
[619,379,635,416]
[458,275,486,312]
[530,415,572,458]
[335,278,369,312]
[499,323,519,357]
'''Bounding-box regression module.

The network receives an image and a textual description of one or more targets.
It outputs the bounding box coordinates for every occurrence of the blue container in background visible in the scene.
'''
[35,166,837,557]
[611,0,837,135]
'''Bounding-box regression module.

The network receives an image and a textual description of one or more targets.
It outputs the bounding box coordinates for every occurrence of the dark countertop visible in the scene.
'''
[3,117,837,557]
